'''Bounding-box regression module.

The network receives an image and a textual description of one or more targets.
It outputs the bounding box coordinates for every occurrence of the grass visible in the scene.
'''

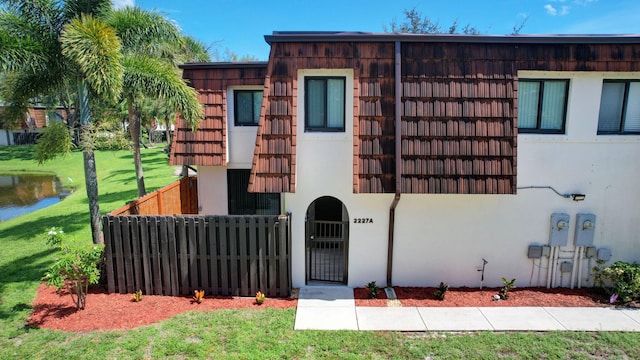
[1,146,640,359]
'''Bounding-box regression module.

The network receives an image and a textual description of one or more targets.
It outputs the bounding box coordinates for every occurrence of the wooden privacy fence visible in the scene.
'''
[109,176,198,216]
[102,215,291,298]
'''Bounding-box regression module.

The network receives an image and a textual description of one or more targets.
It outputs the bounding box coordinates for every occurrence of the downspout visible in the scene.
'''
[386,40,402,287]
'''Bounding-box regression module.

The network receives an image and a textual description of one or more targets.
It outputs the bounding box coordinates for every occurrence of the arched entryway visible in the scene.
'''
[305,196,349,284]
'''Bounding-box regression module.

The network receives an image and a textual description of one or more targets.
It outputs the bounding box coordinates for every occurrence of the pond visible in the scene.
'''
[0,173,69,222]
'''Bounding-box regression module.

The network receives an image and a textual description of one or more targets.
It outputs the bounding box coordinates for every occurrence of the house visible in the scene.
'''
[0,105,69,146]
[170,32,640,289]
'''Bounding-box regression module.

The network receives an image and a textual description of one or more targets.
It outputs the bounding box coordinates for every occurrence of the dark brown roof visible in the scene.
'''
[169,64,267,166]
[265,31,640,44]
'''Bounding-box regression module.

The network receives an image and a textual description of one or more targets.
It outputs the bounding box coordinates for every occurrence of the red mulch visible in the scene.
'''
[29,283,610,332]
[354,286,608,307]
[28,283,297,332]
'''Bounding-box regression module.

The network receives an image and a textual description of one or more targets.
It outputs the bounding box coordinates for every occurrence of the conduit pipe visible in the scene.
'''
[386,41,402,287]
[546,247,555,288]
[576,247,584,289]
[570,246,580,289]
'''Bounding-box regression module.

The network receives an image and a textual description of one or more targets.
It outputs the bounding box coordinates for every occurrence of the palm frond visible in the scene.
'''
[122,54,203,129]
[0,5,62,73]
[106,7,182,53]
[61,14,123,102]
[63,0,112,21]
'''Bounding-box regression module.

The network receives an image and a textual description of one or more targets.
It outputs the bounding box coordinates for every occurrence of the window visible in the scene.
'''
[305,77,345,132]
[597,81,640,134]
[227,169,280,215]
[234,90,262,126]
[518,79,569,133]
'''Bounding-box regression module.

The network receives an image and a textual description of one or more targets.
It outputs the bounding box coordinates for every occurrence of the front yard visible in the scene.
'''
[1,146,639,359]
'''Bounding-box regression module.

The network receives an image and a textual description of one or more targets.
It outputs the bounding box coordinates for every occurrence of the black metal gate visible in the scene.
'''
[307,220,348,283]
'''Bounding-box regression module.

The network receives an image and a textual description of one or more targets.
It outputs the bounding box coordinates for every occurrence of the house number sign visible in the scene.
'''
[353,218,374,224]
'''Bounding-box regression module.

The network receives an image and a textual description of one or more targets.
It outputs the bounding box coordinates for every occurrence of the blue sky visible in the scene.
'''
[117,0,640,60]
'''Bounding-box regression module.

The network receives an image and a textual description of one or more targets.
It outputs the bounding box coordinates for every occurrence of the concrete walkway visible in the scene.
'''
[294,286,640,331]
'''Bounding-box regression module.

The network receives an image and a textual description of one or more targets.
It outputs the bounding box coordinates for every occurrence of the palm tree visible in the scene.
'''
[0,0,123,244]
[106,7,204,198]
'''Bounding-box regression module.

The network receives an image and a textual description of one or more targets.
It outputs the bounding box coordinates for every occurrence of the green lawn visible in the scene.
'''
[1,146,639,359]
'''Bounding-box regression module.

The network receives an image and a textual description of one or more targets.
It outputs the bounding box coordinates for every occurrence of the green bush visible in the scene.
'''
[42,228,104,310]
[595,261,640,304]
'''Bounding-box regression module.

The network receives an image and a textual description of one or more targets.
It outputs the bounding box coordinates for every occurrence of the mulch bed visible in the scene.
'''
[28,283,613,332]
[28,283,297,332]
[354,286,609,308]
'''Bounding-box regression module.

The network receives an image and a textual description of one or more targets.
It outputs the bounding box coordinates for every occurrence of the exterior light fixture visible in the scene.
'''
[571,194,586,201]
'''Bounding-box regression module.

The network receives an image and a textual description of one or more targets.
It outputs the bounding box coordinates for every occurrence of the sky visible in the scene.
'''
[116,0,640,61]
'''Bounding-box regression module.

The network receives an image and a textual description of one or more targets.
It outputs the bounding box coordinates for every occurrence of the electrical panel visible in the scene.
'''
[549,213,570,246]
[542,245,551,257]
[584,247,597,258]
[575,213,596,246]
[527,245,543,259]
[597,248,612,262]
[560,261,573,273]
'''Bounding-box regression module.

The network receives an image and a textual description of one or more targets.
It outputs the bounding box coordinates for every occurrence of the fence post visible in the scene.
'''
[102,216,116,293]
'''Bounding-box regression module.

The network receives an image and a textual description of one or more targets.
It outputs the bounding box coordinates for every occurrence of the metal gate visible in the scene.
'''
[307,220,348,283]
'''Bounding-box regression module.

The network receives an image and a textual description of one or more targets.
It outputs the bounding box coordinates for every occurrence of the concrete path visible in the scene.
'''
[294,286,640,331]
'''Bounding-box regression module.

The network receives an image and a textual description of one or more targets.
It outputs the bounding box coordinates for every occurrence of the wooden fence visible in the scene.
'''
[110,176,198,215]
[102,214,291,297]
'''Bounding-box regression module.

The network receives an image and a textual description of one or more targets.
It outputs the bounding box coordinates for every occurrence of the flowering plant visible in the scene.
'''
[42,227,103,310]
[45,227,64,246]
[193,289,205,304]
[132,290,143,302]
[256,291,266,305]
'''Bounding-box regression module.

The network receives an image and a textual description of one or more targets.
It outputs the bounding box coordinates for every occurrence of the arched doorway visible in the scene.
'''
[305,196,349,284]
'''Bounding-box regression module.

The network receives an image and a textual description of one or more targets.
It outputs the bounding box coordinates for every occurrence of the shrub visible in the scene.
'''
[594,261,640,304]
[256,291,266,305]
[193,289,205,304]
[499,278,516,300]
[43,228,103,310]
[366,281,379,299]
[433,282,449,300]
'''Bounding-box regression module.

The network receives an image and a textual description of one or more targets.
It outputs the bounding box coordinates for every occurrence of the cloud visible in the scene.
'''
[545,4,557,15]
[545,3,570,16]
[113,0,134,9]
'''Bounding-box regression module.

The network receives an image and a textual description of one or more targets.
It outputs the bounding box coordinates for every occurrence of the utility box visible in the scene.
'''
[549,213,570,247]
[527,245,543,259]
[585,246,597,258]
[597,248,612,262]
[560,261,573,273]
[575,213,596,246]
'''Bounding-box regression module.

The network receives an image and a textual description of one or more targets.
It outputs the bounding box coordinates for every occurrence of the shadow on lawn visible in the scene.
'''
[0,248,57,322]
[0,145,34,161]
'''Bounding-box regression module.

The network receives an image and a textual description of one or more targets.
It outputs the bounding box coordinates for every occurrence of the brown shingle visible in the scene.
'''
[169,64,267,166]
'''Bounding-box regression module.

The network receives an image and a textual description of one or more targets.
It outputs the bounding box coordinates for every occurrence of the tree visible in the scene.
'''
[0,0,123,244]
[384,7,480,34]
[106,7,204,197]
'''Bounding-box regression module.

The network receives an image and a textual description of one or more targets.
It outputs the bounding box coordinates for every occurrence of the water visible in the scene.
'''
[0,173,67,222]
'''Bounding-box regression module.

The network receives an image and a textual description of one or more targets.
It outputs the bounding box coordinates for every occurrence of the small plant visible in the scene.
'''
[256,291,266,305]
[499,278,516,300]
[193,289,205,304]
[42,228,103,310]
[131,290,143,302]
[433,282,449,300]
[594,261,640,304]
[366,281,379,299]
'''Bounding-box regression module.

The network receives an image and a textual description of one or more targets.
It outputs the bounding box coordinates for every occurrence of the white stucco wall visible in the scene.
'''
[0,130,13,146]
